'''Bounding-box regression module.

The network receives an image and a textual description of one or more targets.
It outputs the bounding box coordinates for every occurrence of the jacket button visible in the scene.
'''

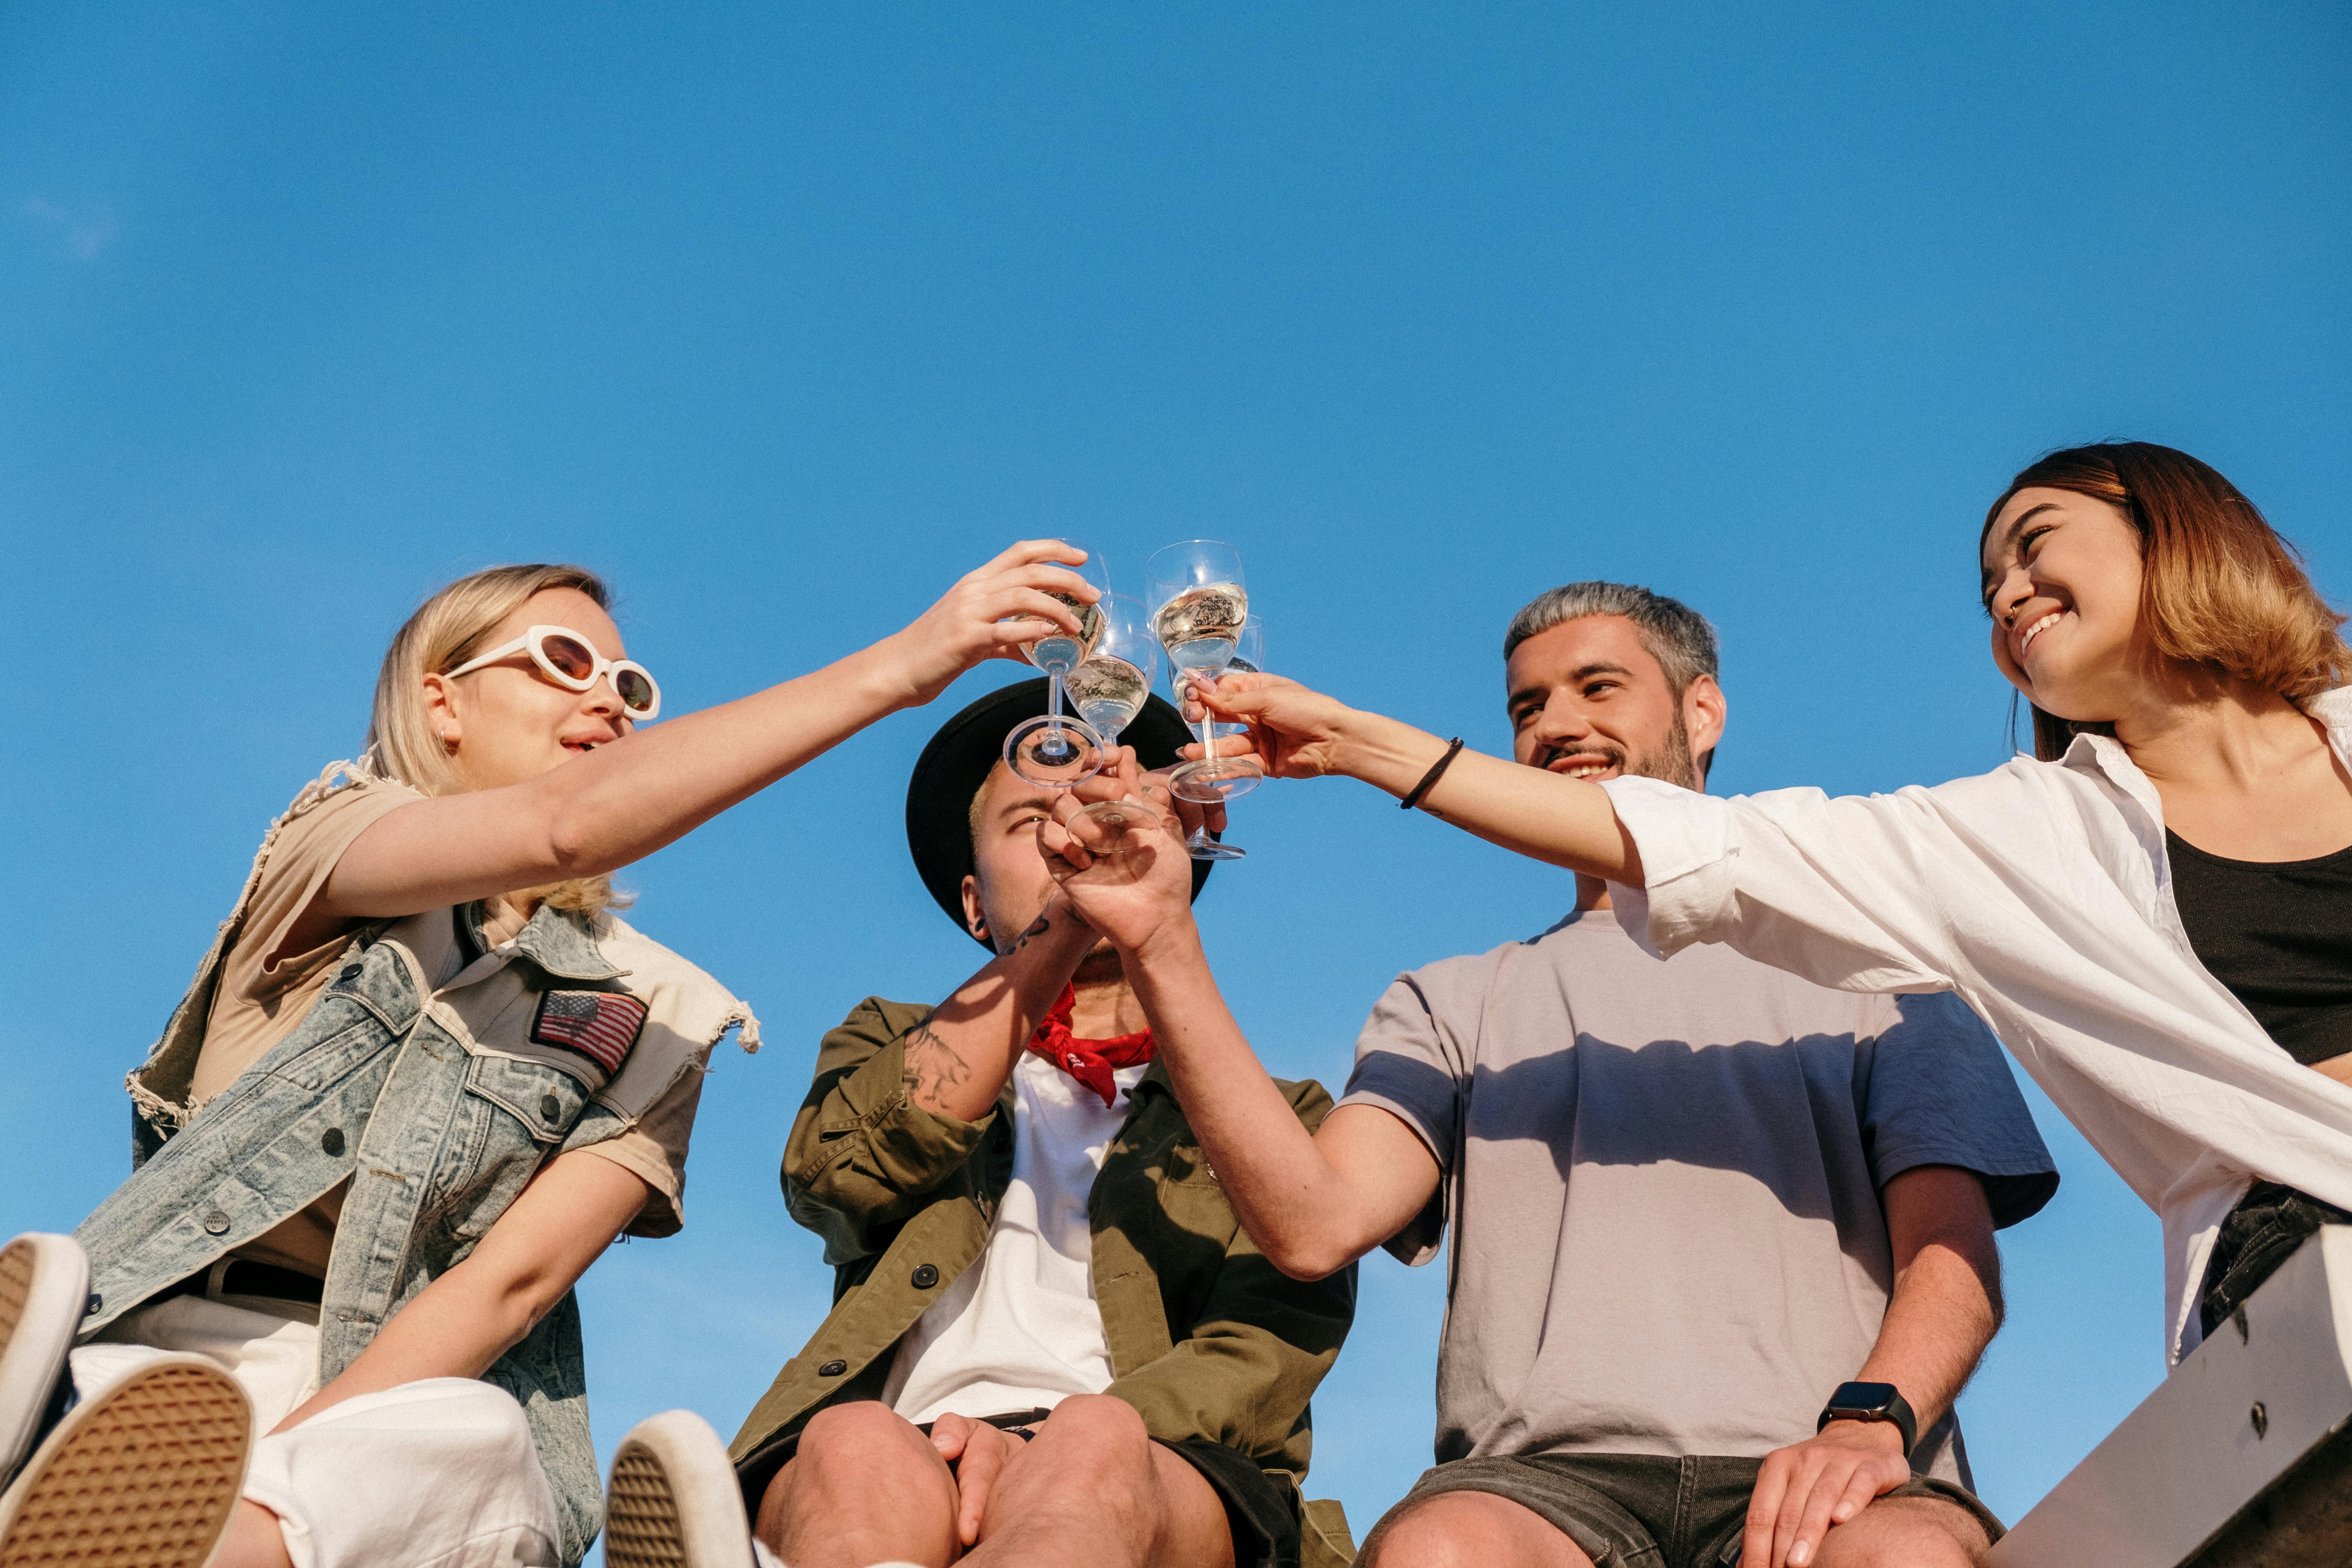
[202,1211,230,1235]
[85,1294,101,1316]
[321,1127,346,1157]
[539,1094,563,1124]
[816,1359,848,1377]
[911,1264,939,1289]
[337,965,362,984]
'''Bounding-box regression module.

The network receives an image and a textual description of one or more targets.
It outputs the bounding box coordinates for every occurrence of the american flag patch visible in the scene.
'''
[530,989,648,1075]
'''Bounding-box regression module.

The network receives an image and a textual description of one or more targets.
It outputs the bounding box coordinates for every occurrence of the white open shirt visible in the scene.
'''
[1600,688,2352,1364]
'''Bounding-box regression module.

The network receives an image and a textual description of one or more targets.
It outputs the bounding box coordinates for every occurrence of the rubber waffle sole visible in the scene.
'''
[604,1446,693,1568]
[0,1361,249,1568]
[0,1245,29,1357]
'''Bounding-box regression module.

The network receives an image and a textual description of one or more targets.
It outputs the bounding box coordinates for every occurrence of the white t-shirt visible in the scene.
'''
[883,1052,1150,1425]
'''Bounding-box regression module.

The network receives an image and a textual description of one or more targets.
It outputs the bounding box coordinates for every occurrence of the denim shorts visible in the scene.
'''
[1375,1452,2002,1568]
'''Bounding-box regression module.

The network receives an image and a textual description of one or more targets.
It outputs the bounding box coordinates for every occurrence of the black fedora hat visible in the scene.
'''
[906,677,1213,946]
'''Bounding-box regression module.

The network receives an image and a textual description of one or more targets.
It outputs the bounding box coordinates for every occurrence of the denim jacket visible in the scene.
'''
[74,764,758,1565]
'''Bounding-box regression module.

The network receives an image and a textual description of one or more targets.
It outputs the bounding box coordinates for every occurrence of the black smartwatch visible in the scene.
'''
[1817,1381,1917,1456]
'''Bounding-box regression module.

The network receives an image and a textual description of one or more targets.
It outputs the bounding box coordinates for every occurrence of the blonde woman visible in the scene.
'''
[1198,442,2352,1384]
[0,544,1096,1568]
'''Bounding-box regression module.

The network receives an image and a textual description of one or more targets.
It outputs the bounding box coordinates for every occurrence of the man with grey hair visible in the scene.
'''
[1047,581,2060,1568]
[1502,580,1723,784]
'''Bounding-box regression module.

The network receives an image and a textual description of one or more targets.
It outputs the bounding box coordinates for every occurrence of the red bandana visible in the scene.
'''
[1025,984,1155,1107]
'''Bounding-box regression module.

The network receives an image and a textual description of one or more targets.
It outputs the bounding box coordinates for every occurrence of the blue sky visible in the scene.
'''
[4,0,2347,1547]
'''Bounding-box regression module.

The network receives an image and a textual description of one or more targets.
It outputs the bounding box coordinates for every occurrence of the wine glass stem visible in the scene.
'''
[1195,671,1215,761]
[1048,673,1066,738]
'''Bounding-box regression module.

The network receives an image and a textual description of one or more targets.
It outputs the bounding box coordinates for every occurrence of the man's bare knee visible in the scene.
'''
[1031,1395,1155,1479]
[1361,1490,1594,1568]
[991,1396,1158,1528]
[1036,1394,1150,1446]
[756,1402,950,1544]
[1811,1494,1988,1568]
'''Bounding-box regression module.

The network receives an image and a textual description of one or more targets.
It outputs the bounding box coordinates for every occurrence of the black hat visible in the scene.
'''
[906,677,1213,946]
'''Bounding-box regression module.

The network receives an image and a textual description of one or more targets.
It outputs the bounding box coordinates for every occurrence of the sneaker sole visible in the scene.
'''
[0,1234,90,1484]
[0,1354,251,1568]
[605,1410,755,1568]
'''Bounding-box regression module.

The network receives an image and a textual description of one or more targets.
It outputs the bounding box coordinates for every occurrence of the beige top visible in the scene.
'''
[196,776,705,1277]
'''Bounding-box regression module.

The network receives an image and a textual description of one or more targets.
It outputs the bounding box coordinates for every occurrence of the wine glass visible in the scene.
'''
[1072,596,1168,847]
[1003,542,1110,789]
[1183,616,1264,859]
[1145,541,1264,813]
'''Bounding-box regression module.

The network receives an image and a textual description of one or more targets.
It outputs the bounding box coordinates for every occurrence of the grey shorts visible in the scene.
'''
[1376,1452,2004,1568]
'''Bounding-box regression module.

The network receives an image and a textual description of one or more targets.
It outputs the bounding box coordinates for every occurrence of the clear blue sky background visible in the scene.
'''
[5,2,2347,1552]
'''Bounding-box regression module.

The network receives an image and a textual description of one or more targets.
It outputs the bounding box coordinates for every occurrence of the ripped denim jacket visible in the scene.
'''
[72,765,757,1566]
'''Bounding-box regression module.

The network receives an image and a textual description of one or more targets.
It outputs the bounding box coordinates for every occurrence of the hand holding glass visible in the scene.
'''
[1175,616,1263,859]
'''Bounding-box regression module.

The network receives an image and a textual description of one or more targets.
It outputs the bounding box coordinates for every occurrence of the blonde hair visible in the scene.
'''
[364,564,631,914]
[1983,443,2352,761]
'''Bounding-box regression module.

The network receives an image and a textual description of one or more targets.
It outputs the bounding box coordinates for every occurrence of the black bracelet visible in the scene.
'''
[1400,737,1466,811]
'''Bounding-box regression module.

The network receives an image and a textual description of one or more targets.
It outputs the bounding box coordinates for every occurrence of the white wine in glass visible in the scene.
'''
[1150,582,1247,674]
[1073,594,1167,847]
[1031,593,1106,680]
[1145,540,1262,853]
[1067,655,1148,739]
[1003,541,1110,787]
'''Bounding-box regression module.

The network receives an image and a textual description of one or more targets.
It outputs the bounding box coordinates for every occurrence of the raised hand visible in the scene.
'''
[880,540,1102,707]
[1038,750,1197,955]
[1190,669,1363,779]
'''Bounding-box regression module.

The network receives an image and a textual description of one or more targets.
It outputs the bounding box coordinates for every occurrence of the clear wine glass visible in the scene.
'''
[1145,541,1264,815]
[1072,596,1168,845]
[1183,615,1264,859]
[1003,542,1110,789]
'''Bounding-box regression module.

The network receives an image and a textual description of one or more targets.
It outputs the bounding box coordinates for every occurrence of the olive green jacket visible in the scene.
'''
[730,997,1359,1565]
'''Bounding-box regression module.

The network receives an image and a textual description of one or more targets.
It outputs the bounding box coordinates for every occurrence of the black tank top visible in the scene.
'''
[2168,829,2352,1066]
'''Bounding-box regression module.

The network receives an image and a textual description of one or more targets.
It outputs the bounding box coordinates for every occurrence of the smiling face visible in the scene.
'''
[960,761,1121,972]
[420,587,639,793]
[1980,486,2151,723]
[1505,614,1725,790]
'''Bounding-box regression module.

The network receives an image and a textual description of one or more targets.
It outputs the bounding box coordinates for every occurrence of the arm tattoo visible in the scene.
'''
[1010,912,1050,952]
[900,1015,973,1110]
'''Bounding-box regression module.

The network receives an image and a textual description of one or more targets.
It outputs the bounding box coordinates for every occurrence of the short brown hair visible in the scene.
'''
[1983,443,2350,761]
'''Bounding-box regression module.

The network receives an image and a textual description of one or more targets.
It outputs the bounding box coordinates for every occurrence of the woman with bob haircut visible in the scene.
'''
[1192,441,2351,1372]
[0,543,1099,1568]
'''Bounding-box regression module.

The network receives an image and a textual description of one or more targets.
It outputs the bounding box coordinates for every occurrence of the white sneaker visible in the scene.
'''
[0,1351,252,1568]
[0,1233,89,1488]
[605,1409,759,1568]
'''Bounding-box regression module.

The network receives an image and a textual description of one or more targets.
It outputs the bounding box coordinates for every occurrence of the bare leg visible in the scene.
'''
[1810,1493,1988,1568]
[756,1402,961,1568]
[1360,1490,1596,1568]
[963,1396,1234,1568]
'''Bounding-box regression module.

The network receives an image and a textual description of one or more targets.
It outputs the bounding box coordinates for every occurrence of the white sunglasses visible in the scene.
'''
[444,624,662,720]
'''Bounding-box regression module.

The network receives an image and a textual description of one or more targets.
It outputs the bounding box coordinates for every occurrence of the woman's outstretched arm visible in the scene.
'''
[265,1148,648,1434]
[1197,672,1644,882]
[317,541,1092,923]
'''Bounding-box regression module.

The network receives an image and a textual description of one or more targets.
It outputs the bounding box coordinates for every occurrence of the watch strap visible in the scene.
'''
[1817,1381,1918,1456]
